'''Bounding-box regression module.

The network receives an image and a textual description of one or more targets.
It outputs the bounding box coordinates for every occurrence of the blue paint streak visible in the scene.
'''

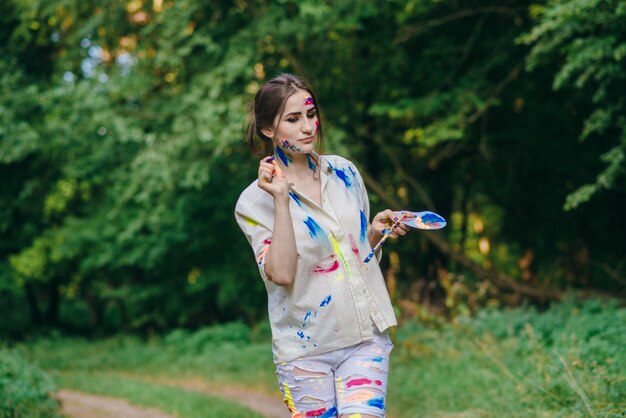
[297,330,305,339]
[421,213,446,223]
[320,295,332,307]
[328,163,352,188]
[306,154,316,172]
[275,146,291,166]
[360,210,367,243]
[303,216,324,239]
[304,311,311,321]
[319,406,338,418]
[289,192,304,209]
[367,397,385,410]
[371,356,383,362]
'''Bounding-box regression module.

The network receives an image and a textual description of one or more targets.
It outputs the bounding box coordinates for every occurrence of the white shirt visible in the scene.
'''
[235,154,397,362]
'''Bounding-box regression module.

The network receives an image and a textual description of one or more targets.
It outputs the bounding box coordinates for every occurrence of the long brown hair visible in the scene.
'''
[245,73,324,157]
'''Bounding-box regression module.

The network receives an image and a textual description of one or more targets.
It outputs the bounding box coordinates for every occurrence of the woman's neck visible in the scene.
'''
[274,149,319,180]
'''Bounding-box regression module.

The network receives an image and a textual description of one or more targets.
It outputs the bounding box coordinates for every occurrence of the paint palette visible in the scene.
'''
[395,211,446,230]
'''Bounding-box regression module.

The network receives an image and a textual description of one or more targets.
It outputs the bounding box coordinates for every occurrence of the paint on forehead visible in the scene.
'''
[304,96,314,106]
[275,145,292,166]
[359,210,367,243]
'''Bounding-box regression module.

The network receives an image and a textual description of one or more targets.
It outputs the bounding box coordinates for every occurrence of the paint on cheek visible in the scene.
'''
[275,145,292,166]
[281,139,304,153]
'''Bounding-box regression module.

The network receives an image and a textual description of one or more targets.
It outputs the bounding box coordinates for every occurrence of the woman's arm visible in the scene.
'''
[257,156,298,286]
[264,195,298,286]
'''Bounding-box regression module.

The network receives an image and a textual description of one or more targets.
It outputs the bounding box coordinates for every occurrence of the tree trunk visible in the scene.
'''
[24,282,42,324]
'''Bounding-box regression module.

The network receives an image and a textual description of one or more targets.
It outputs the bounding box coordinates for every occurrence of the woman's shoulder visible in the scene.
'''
[236,179,271,209]
[320,154,356,169]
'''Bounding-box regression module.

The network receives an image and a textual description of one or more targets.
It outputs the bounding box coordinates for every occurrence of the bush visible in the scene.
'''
[0,348,60,418]
[164,321,252,352]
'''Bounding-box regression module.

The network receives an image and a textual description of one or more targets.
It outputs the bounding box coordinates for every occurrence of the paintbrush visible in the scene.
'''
[363,211,407,263]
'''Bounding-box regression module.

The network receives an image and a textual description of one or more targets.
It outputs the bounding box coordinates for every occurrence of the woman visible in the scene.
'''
[235,73,409,418]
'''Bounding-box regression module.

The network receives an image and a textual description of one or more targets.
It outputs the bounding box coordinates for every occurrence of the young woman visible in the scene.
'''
[235,73,410,418]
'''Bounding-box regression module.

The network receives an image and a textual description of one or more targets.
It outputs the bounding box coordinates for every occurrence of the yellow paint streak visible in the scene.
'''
[330,234,351,278]
[335,375,345,403]
[283,381,296,412]
[242,215,260,227]
[348,415,362,418]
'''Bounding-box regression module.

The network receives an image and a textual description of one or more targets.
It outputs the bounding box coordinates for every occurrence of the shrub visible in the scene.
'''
[0,348,60,418]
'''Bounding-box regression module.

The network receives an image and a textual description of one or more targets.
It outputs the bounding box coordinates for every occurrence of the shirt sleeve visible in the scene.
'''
[234,196,273,282]
[350,161,384,263]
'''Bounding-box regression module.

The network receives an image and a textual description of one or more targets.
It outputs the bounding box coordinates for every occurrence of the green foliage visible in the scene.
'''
[0,348,60,418]
[521,0,626,209]
[393,297,626,417]
[18,298,625,417]
[1,0,625,338]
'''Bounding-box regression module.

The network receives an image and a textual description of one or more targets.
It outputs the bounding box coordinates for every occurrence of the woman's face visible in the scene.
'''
[267,88,319,156]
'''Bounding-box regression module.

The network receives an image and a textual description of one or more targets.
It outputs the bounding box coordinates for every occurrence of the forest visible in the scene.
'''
[1,1,624,417]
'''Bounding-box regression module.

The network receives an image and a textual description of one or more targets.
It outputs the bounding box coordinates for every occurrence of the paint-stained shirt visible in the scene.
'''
[234,154,398,363]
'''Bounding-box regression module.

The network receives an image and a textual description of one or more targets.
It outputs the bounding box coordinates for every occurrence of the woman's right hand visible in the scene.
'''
[258,156,289,199]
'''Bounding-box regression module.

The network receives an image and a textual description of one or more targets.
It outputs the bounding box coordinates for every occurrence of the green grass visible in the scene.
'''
[18,297,626,418]
[52,371,265,418]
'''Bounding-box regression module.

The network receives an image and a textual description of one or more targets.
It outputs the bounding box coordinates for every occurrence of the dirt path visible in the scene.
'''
[149,376,290,418]
[54,389,175,418]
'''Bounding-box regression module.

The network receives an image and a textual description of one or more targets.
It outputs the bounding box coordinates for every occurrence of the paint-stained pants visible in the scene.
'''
[275,331,393,418]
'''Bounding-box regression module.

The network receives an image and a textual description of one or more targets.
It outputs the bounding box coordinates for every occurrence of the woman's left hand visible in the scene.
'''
[370,209,413,239]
